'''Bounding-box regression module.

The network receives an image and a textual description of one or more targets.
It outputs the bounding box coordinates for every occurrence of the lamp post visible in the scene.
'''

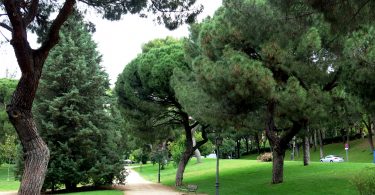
[215,135,223,195]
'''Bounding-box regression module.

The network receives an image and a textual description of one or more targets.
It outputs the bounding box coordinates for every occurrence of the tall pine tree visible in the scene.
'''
[34,14,125,191]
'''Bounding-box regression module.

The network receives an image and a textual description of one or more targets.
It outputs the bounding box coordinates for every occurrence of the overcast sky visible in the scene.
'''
[0,0,222,85]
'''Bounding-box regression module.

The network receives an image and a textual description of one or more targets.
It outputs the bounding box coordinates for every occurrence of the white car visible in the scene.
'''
[320,155,344,162]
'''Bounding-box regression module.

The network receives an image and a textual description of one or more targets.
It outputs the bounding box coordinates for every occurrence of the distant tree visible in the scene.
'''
[34,14,125,191]
[116,37,208,186]
[0,78,17,165]
[0,0,202,193]
[174,0,340,184]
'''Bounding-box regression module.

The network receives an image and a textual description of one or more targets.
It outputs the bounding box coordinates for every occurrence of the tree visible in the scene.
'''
[174,0,340,184]
[115,37,209,186]
[0,78,17,165]
[33,13,125,191]
[0,0,202,193]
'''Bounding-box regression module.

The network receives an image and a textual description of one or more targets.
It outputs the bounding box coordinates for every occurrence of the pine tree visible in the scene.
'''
[34,14,125,191]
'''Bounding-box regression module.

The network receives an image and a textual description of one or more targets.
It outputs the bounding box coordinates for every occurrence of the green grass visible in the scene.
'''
[0,164,20,191]
[243,137,375,163]
[134,158,375,195]
[0,164,122,194]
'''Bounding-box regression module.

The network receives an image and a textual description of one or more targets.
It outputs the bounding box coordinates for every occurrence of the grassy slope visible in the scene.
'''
[0,164,19,191]
[135,138,375,195]
[243,137,375,163]
[0,165,122,194]
[135,159,375,195]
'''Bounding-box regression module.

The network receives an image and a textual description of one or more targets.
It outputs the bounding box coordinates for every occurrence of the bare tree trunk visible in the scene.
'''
[255,132,261,154]
[265,101,304,184]
[313,129,317,152]
[318,129,324,159]
[175,145,194,186]
[369,122,374,152]
[291,137,295,160]
[3,1,76,194]
[236,139,241,159]
[246,137,249,153]
[6,58,51,195]
[271,148,285,184]
[191,127,202,163]
[303,135,310,166]
[175,122,208,186]
[363,117,374,152]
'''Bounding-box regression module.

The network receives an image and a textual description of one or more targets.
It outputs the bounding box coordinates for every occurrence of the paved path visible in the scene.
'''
[0,192,16,195]
[115,168,182,195]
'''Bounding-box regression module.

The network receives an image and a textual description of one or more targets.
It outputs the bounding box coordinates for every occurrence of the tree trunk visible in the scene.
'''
[175,146,193,186]
[246,137,249,153]
[318,129,324,159]
[313,129,317,152]
[7,71,50,195]
[364,117,374,152]
[236,139,241,159]
[271,148,285,184]
[191,127,202,163]
[175,120,208,186]
[303,135,310,166]
[369,122,374,152]
[255,132,261,154]
[295,142,299,159]
[291,137,295,160]
[3,1,76,194]
[265,101,304,184]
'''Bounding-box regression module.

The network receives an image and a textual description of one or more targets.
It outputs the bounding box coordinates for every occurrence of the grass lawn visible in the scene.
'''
[0,164,20,191]
[243,137,375,163]
[0,164,122,194]
[134,159,375,195]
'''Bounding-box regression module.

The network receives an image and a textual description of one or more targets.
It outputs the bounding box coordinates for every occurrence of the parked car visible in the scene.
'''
[124,159,133,165]
[320,155,344,162]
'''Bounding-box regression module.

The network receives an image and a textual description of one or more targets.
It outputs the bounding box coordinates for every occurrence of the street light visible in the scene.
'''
[215,135,223,195]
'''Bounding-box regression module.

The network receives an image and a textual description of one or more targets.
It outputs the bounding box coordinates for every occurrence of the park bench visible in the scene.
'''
[177,184,198,194]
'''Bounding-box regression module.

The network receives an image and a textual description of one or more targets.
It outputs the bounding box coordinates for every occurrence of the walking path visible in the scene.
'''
[0,192,16,195]
[116,168,181,195]
[0,168,206,195]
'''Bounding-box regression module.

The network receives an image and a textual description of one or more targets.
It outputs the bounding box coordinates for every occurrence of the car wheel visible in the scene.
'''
[330,160,333,162]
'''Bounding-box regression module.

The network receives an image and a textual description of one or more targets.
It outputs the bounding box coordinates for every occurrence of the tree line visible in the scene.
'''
[115,0,375,186]
[2,0,375,194]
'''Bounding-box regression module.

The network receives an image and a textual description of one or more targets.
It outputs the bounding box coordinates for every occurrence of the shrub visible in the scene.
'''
[257,152,273,162]
[168,136,186,166]
[351,167,375,195]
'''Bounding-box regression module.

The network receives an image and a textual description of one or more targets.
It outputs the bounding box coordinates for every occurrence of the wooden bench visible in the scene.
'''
[177,184,198,194]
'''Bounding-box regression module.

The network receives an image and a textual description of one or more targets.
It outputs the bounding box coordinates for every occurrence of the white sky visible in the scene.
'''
[0,0,222,86]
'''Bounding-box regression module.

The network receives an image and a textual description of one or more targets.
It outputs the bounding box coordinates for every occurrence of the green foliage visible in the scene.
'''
[0,164,20,191]
[130,148,150,164]
[0,78,17,165]
[169,136,186,166]
[343,25,375,114]
[34,14,126,190]
[352,167,375,195]
[150,148,169,169]
[115,37,186,143]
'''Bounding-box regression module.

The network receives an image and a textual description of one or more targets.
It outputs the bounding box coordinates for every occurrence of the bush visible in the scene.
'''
[257,152,273,162]
[352,167,375,195]
[168,136,185,166]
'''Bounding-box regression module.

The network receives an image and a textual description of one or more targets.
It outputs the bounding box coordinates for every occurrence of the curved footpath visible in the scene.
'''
[0,168,206,195]
[116,168,181,195]
[0,191,16,195]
